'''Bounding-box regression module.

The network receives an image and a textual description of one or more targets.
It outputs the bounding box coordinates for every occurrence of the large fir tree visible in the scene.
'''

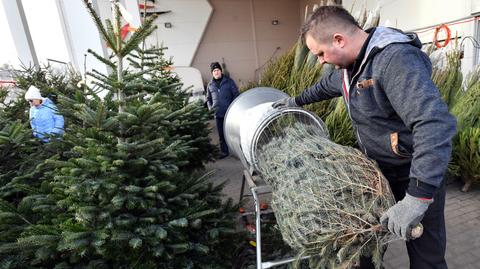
[0,1,238,268]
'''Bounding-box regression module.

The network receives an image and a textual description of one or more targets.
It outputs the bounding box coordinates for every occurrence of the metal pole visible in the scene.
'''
[249,0,259,79]
[55,0,79,71]
[262,255,311,268]
[251,186,263,269]
[239,174,246,203]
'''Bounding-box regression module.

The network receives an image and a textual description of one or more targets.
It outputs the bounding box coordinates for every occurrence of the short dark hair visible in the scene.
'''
[301,6,360,43]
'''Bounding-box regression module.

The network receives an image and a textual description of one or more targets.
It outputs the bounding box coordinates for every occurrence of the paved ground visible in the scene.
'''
[206,123,480,268]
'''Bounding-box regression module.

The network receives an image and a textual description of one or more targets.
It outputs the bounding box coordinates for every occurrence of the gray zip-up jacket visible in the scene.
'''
[295,27,456,189]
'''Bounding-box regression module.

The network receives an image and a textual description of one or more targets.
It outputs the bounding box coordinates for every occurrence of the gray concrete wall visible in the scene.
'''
[192,0,302,87]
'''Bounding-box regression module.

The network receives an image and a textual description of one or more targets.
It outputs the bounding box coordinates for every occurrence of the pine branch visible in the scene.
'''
[185,209,218,220]
[81,0,117,52]
[0,198,17,213]
[86,71,114,88]
[119,15,159,57]
[124,68,156,81]
[113,0,122,52]
[123,83,158,93]
[124,92,148,101]
[92,81,113,92]
[105,19,118,51]
[88,49,116,69]
[12,184,41,195]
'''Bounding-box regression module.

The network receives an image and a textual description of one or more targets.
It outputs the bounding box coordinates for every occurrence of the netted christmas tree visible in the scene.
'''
[254,113,397,269]
[0,1,238,268]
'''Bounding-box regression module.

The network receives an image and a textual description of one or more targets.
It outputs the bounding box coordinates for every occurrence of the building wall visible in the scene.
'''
[343,0,478,74]
[191,0,301,87]
[5,0,478,84]
[60,0,109,75]
[145,0,212,67]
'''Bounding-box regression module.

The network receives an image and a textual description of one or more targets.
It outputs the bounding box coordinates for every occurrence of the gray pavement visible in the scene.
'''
[206,150,480,268]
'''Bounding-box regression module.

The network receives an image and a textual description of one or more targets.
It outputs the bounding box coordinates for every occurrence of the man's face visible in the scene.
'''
[212,68,222,79]
[305,34,351,69]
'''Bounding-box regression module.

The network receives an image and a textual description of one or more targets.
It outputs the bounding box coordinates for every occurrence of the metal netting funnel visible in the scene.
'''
[224,87,287,171]
[223,87,327,173]
[250,108,328,172]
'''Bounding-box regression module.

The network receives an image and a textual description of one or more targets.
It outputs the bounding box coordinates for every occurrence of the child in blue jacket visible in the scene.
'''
[25,85,64,141]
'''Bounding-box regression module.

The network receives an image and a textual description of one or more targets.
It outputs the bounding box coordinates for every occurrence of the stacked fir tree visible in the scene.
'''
[0,1,238,268]
[0,65,82,268]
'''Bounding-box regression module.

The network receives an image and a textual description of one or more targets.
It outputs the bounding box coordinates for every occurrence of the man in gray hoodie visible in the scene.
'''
[274,6,455,269]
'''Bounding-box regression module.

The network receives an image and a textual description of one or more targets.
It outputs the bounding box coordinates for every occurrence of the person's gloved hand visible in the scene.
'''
[272,97,298,108]
[380,193,433,240]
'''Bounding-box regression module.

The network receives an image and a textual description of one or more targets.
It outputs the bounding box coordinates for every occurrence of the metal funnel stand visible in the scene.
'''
[224,87,326,268]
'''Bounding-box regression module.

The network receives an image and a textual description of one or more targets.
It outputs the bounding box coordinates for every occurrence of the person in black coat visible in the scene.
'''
[206,62,239,159]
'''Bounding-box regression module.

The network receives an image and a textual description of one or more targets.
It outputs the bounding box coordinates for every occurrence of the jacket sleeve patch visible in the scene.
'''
[356,79,374,89]
[390,132,411,158]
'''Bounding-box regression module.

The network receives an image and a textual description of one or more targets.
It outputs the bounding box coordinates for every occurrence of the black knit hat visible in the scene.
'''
[210,62,222,72]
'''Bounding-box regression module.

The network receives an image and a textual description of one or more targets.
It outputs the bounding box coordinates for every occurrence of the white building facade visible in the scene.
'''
[2,0,480,82]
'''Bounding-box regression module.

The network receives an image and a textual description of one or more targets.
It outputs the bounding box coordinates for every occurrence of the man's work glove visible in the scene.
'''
[272,97,298,108]
[380,193,433,240]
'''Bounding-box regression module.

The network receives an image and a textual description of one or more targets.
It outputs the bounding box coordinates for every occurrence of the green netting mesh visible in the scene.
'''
[255,113,395,269]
